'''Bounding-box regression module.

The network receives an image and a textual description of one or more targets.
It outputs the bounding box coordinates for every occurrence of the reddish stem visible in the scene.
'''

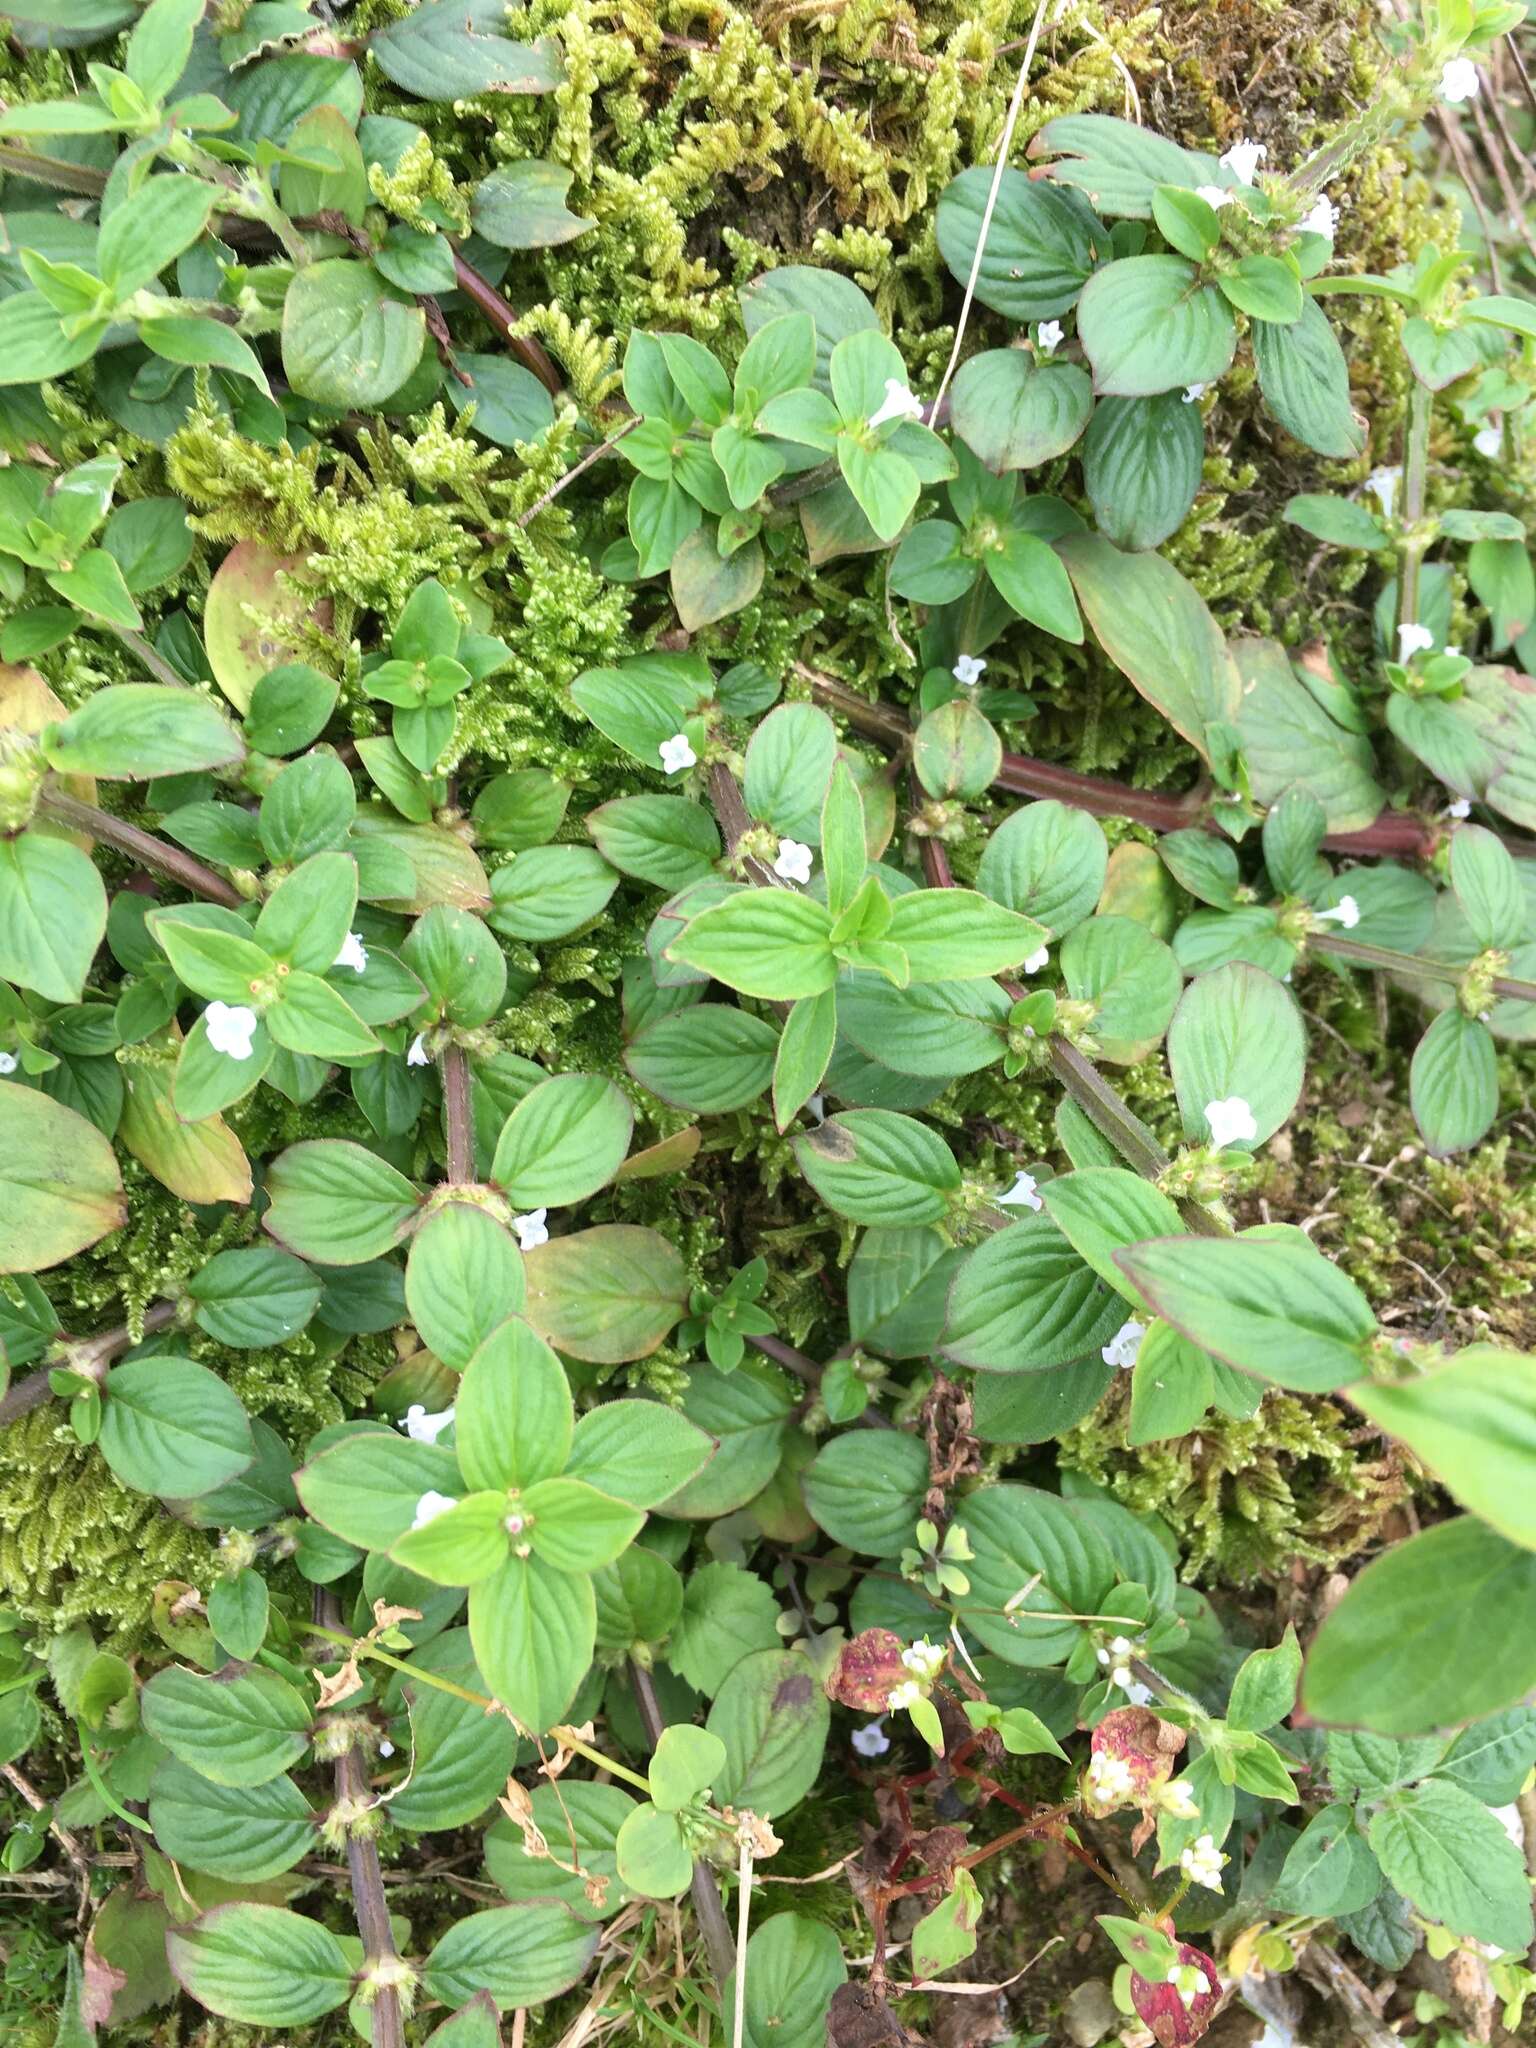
[449,253,563,395]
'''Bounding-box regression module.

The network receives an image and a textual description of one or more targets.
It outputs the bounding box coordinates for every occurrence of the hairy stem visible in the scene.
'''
[1312,930,1536,1004]
[0,1301,179,1429]
[36,789,245,908]
[630,1661,738,1984]
[439,1043,475,1183]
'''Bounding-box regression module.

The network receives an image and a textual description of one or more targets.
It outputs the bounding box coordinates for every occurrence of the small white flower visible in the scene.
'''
[953,654,987,686]
[1036,319,1064,355]
[1162,1778,1199,1819]
[1397,622,1435,659]
[852,1718,890,1757]
[659,732,697,775]
[1101,1319,1147,1371]
[1475,422,1503,458]
[1365,465,1401,519]
[868,377,925,429]
[1085,1752,1136,1804]
[887,1679,922,1711]
[1108,1635,1133,1656]
[1182,382,1208,405]
[1023,944,1050,974]
[774,837,813,883]
[1168,1963,1206,2009]
[901,1639,946,1682]
[1300,193,1339,239]
[1446,797,1473,819]
[1111,1665,1133,1688]
[998,1169,1044,1210]
[1219,138,1266,185]
[205,1001,259,1061]
[406,1032,430,1067]
[1315,893,1361,930]
[402,1403,455,1444]
[1194,185,1232,210]
[1204,1095,1258,1149]
[1097,1646,1111,1665]
[0,1051,15,1076]
[378,1739,395,1758]
[410,1489,457,1531]
[1445,644,1461,658]
[334,931,368,974]
[1440,56,1481,103]
[1180,1832,1227,1891]
[807,1093,827,1124]
[513,1208,549,1252]
[1124,1680,1154,1706]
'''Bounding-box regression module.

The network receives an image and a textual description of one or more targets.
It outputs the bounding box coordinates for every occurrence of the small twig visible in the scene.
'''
[1314,931,1536,1005]
[0,1302,178,1429]
[517,420,639,528]
[440,1043,475,1183]
[37,790,244,908]
[2,1762,92,1908]
[449,252,563,395]
[629,1662,737,1985]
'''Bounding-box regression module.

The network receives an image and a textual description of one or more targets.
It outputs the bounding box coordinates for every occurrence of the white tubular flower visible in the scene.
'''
[1300,193,1339,239]
[887,1679,922,1711]
[1162,1779,1199,1819]
[998,1169,1044,1210]
[1474,422,1503,458]
[1365,465,1401,518]
[513,1208,549,1251]
[1179,1833,1227,1890]
[953,654,987,686]
[1440,56,1480,102]
[1124,1681,1155,1707]
[1023,944,1050,974]
[659,732,697,775]
[1182,382,1209,405]
[1446,797,1473,819]
[406,1033,431,1067]
[205,1001,259,1061]
[379,1739,395,1758]
[334,931,368,973]
[1085,1752,1136,1805]
[1036,319,1065,355]
[1108,1635,1133,1656]
[901,1639,946,1683]
[1315,894,1360,930]
[1218,138,1266,184]
[868,378,925,429]
[852,1718,890,1757]
[1397,622,1435,659]
[0,1051,16,1076]
[774,838,813,883]
[1111,1664,1133,1688]
[1204,1095,1258,1148]
[402,1403,455,1444]
[1194,185,1232,210]
[411,1489,457,1531]
[1101,1319,1147,1371]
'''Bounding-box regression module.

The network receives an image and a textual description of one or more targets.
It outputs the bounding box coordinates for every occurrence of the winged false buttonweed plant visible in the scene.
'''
[1,0,1535,2040]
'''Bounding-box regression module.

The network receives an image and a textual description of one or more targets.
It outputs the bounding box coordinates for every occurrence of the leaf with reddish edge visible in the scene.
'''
[1130,1944,1222,2048]
[824,1628,907,1712]
[205,542,334,715]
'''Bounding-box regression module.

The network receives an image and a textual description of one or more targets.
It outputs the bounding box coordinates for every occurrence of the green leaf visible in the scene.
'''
[708,1648,829,1818]
[587,795,719,892]
[521,1475,643,1573]
[954,1482,1115,1664]
[100,1357,254,1500]
[167,1905,352,2027]
[1368,1780,1534,1953]
[984,527,1083,641]
[1232,636,1384,831]
[255,850,359,975]
[391,1488,515,1587]
[486,1781,636,1918]
[1433,1708,1536,1805]
[942,1213,1124,1374]
[950,351,1092,471]
[141,1665,311,1788]
[794,1109,959,1225]
[744,703,838,842]
[1410,1008,1497,1157]
[0,292,107,386]
[734,1914,848,2048]
[670,525,764,629]
[1218,252,1303,324]
[280,258,426,409]
[1451,822,1525,947]
[1076,255,1236,396]
[614,1802,692,1898]
[848,1226,963,1358]
[1117,1230,1376,1392]
[911,1867,983,1983]
[1283,494,1387,549]
[666,888,836,999]
[148,1760,313,1883]
[1151,184,1221,259]
[1061,914,1181,1056]
[1349,1345,1536,1551]
[1167,964,1305,1148]
[371,0,564,98]
[488,844,618,943]
[564,1399,713,1509]
[406,1205,525,1371]
[0,1079,125,1272]
[648,1723,727,1812]
[662,1360,794,1517]
[522,1225,688,1363]
[0,830,107,1003]
[1227,1626,1301,1731]
[208,1569,269,1661]
[1305,1517,1536,1733]
[626,1005,777,1112]
[668,1561,783,1692]
[446,353,557,449]
[1058,536,1241,758]
[491,1072,633,1207]
[47,545,145,628]
[1128,1322,1215,1444]
[977,801,1107,936]
[266,970,379,1059]
[455,1316,572,1492]
[264,1139,420,1264]
[1038,1166,1185,1311]
[1272,1804,1383,1917]
[802,1429,929,1552]
[772,986,838,1129]
[883,889,1047,981]
[98,175,215,296]
[740,264,879,392]
[472,158,593,247]
[1082,393,1203,551]
[569,652,713,768]
[469,1553,594,1733]
[473,769,571,852]
[140,312,272,394]
[125,0,203,102]
[935,166,1104,319]
[100,497,196,593]
[1251,299,1364,458]
[296,1431,461,1551]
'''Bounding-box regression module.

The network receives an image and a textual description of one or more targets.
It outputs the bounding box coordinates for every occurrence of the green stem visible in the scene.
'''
[1396,378,1434,645]
[1313,930,1536,1004]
